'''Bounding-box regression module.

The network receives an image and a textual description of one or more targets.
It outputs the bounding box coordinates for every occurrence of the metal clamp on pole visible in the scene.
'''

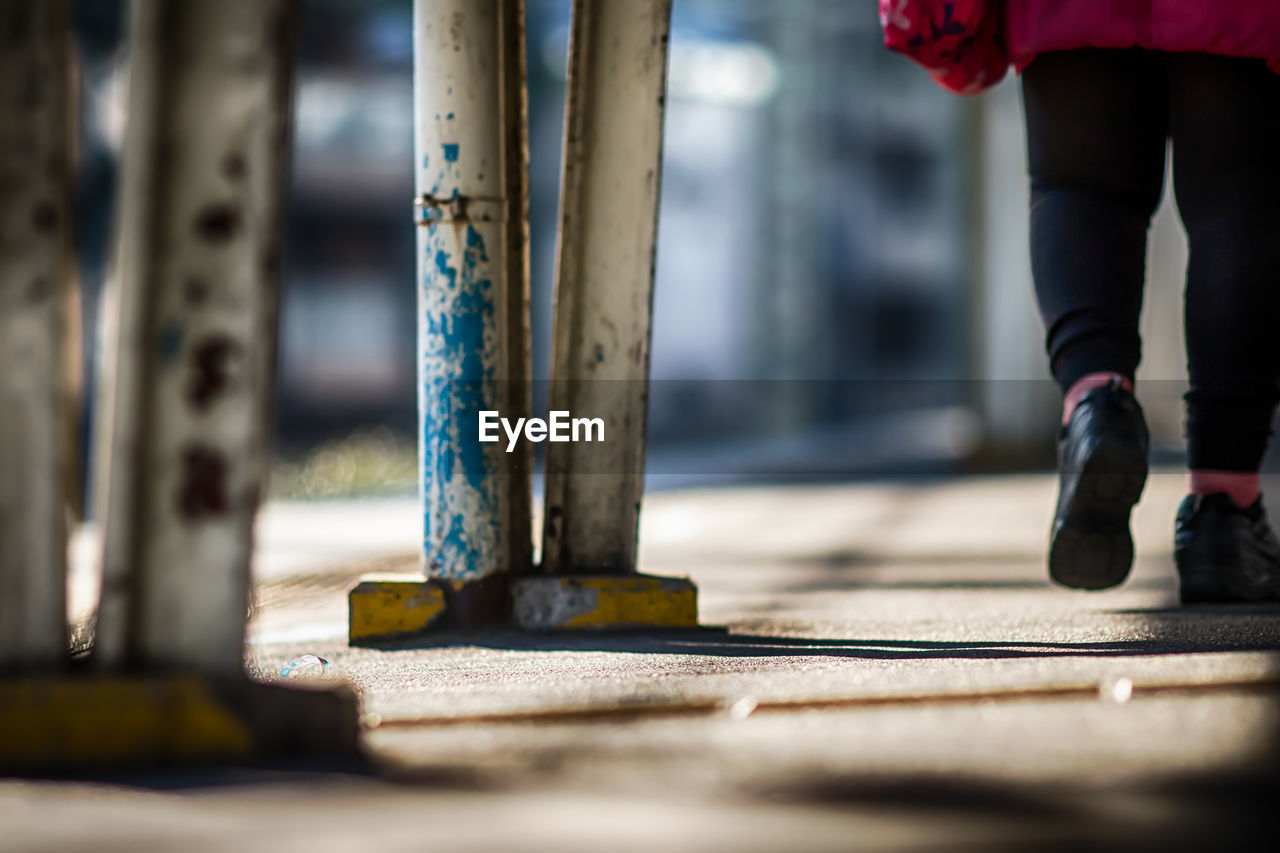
[350,0,533,642]
[414,192,508,225]
[514,0,698,631]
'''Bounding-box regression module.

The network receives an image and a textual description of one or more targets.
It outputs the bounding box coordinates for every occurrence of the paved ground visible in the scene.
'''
[11,470,1280,850]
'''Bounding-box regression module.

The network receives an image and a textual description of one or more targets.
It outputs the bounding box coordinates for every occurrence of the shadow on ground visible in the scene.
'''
[361,609,1280,659]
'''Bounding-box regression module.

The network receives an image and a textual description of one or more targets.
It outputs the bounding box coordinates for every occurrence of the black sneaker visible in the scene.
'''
[1175,493,1280,604]
[1048,381,1149,590]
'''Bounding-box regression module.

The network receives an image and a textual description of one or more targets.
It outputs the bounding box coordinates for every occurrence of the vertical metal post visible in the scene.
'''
[94,0,297,671]
[0,0,75,669]
[414,0,530,621]
[541,0,672,576]
[500,0,535,581]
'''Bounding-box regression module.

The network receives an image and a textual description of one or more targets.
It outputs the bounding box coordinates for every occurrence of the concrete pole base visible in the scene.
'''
[347,572,699,641]
[512,575,698,631]
[348,573,513,645]
[0,675,361,773]
[348,577,448,644]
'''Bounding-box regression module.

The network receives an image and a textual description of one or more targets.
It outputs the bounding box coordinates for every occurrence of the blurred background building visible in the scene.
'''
[73,0,1199,501]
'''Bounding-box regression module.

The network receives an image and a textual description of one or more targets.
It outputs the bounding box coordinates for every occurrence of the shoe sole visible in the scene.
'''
[1049,435,1148,591]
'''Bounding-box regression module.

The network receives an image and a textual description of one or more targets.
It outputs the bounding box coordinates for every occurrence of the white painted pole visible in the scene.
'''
[94,0,297,671]
[541,0,672,576]
[0,0,74,669]
[414,0,530,620]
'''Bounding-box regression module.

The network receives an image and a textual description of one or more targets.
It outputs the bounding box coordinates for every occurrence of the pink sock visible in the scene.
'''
[1062,372,1133,425]
[1188,470,1261,509]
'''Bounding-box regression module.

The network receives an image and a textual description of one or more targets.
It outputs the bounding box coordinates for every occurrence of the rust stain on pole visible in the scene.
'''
[187,335,242,410]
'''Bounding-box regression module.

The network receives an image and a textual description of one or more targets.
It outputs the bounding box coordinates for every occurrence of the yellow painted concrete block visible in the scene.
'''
[0,676,359,772]
[348,576,447,643]
[0,677,251,769]
[512,574,698,630]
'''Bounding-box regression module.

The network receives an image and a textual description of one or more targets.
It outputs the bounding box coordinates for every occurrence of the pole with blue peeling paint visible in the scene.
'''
[414,0,529,622]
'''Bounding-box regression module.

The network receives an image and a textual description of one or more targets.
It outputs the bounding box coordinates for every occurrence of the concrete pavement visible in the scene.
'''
[13,469,1280,850]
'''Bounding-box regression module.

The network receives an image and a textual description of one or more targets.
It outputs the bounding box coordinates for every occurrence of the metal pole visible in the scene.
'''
[541,0,672,576]
[500,0,535,581]
[414,0,530,621]
[94,0,297,671]
[0,0,75,669]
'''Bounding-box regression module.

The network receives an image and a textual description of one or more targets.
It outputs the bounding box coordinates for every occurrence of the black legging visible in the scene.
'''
[1022,49,1280,471]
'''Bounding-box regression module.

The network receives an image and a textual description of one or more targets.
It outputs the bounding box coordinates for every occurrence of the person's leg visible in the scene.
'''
[1022,50,1167,590]
[1021,49,1169,398]
[1170,54,1280,506]
[1169,54,1280,603]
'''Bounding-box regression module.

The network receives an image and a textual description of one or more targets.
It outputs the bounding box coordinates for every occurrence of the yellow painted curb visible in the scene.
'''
[511,574,698,630]
[349,576,447,643]
[0,677,252,769]
[0,676,359,772]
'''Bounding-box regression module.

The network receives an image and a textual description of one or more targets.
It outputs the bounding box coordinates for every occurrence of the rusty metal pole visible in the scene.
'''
[93,0,297,671]
[411,0,530,623]
[513,0,696,630]
[540,0,672,577]
[0,1,75,669]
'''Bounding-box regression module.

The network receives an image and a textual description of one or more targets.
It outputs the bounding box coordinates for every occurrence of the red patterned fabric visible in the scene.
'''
[882,1,1280,95]
[1005,1,1280,72]
[880,0,1009,95]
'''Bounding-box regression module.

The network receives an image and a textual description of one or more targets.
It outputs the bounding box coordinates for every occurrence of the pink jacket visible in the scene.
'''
[1006,1,1280,67]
